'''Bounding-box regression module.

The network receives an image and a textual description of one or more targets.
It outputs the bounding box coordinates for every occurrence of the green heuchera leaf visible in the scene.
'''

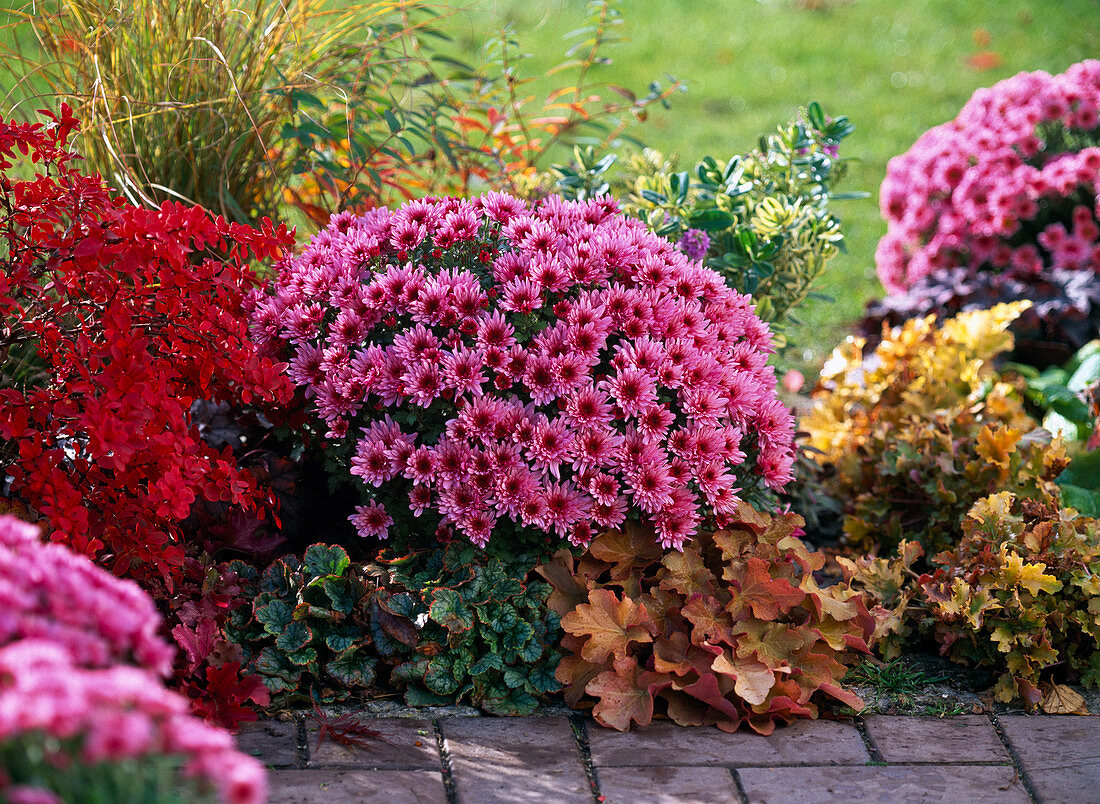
[404,687,455,707]
[469,653,505,676]
[304,544,350,579]
[478,685,538,716]
[285,646,318,667]
[324,624,365,653]
[391,659,430,685]
[429,588,475,633]
[326,648,377,688]
[256,600,295,634]
[255,646,301,692]
[320,576,359,615]
[528,664,562,695]
[276,620,313,653]
[424,657,461,696]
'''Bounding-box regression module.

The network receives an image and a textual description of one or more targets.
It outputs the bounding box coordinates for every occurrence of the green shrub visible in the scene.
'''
[373,540,563,716]
[228,545,378,705]
[551,103,857,346]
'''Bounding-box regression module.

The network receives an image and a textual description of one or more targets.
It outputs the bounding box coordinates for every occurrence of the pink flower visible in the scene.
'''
[349,502,394,539]
[258,193,796,552]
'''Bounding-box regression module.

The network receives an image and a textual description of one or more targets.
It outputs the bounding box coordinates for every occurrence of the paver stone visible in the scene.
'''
[441,716,590,804]
[738,765,1029,803]
[587,718,869,767]
[863,715,1009,763]
[306,718,438,769]
[999,714,1100,804]
[236,719,300,768]
[267,769,446,803]
[598,766,739,804]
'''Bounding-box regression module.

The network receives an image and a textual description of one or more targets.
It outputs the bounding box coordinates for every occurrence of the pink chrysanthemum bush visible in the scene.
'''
[877,60,1100,295]
[252,193,795,550]
[0,515,265,804]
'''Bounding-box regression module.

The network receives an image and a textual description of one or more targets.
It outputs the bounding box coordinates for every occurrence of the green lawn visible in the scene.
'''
[444,0,1100,372]
[2,0,1097,373]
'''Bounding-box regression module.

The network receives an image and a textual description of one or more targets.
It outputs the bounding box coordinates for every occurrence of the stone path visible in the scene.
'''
[239,713,1100,803]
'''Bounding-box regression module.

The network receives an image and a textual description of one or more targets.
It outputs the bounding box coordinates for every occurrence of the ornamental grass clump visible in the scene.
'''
[802,302,1065,556]
[0,515,267,804]
[253,194,796,551]
[875,61,1100,367]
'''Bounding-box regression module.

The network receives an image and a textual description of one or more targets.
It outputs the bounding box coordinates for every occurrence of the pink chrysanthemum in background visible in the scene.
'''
[877,60,1100,294]
[254,193,795,551]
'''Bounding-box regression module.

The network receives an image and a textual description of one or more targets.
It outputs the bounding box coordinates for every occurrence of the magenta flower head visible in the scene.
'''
[877,60,1100,295]
[254,193,795,551]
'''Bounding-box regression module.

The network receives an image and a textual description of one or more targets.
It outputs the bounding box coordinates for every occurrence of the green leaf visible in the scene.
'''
[528,664,562,695]
[321,577,359,615]
[255,600,295,634]
[429,588,475,633]
[405,687,454,707]
[502,666,527,689]
[303,544,350,579]
[327,648,377,688]
[255,646,299,681]
[324,624,364,653]
[285,646,318,667]
[470,653,505,676]
[425,657,461,696]
[275,621,313,654]
[806,101,826,130]
[478,685,538,716]
[687,208,735,231]
[1057,450,1100,516]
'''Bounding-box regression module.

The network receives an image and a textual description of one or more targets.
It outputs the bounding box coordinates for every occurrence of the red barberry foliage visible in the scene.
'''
[0,105,296,591]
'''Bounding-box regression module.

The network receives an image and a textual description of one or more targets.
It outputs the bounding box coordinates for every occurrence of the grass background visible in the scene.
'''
[1,0,1097,372]
[444,0,1100,372]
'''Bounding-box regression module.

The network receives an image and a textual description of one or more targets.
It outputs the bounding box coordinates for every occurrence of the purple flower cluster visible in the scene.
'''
[0,515,266,804]
[678,228,711,262]
[877,60,1100,294]
[252,193,795,550]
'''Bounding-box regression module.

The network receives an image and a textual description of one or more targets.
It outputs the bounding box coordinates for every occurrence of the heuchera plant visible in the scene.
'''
[227,545,379,705]
[539,506,873,733]
[253,193,795,550]
[877,60,1100,295]
[843,492,1100,710]
[0,514,267,804]
[373,540,562,716]
[0,107,297,587]
[802,302,1066,555]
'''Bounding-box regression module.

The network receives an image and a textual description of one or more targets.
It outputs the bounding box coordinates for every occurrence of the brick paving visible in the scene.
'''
[238,713,1100,803]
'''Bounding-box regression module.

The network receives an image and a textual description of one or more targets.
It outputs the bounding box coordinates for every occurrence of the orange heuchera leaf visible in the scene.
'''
[542,507,872,732]
[730,558,807,620]
[711,650,775,706]
[562,587,656,665]
[588,522,663,580]
[535,549,590,617]
[587,657,671,731]
[681,595,734,647]
[660,547,716,598]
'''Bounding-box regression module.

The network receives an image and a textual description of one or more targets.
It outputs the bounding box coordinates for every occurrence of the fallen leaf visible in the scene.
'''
[1040,683,1088,715]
